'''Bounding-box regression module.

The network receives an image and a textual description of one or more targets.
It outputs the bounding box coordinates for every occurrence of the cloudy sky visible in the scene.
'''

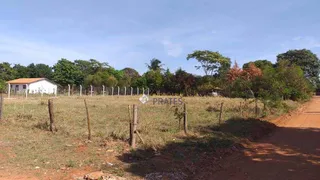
[1,0,320,75]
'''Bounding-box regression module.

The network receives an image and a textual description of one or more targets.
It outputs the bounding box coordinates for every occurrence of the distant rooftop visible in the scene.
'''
[7,78,45,84]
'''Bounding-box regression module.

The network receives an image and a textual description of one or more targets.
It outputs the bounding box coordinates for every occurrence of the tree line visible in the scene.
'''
[0,49,319,102]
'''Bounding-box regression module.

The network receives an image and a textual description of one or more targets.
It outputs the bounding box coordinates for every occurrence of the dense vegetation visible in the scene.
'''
[0,49,318,102]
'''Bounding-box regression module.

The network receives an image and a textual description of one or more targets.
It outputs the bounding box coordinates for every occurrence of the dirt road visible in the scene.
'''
[208,97,320,180]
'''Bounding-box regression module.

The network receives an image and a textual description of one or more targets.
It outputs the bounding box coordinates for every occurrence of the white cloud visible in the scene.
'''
[161,40,183,57]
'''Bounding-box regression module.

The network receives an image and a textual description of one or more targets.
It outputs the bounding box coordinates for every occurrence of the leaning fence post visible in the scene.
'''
[48,99,56,132]
[84,99,91,140]
[130,104,138,148]
[219,102,224,125]
[183,103,188,135]
[80,85,82,96]
[0,93,3,121]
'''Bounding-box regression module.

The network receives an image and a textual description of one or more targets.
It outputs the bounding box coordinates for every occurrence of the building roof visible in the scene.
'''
[7,78,46,84]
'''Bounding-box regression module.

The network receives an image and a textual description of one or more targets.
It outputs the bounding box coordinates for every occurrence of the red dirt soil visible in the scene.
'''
[204,97,320,180]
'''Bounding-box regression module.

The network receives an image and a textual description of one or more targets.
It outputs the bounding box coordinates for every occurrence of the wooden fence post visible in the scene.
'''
[219,102,224,125]
[84,99,91,140]
[130,87,133,96]
[183,103,188,135]
[130,104,138,148]
[0,93,3,121]
[80,85,82,96]
[48,99,56,132]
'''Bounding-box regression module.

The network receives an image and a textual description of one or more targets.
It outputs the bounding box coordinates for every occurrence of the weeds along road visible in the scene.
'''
[208,97,320,180]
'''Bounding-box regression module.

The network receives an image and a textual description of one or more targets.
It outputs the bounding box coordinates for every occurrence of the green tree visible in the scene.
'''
[75,59,108,75]
[187,50,231,76]
[27,63,37,78]
[0,62,16,81]
[243,60,273,71]
[52,59,82,86]
[173,68,196,96]
[132,75,147,88]
[146,58,164,71]
[144,70,163,94]
[276,60,313,100]
[277,49,320,85]
[0,79,6,92]
[13,64,28,78]
[120,68,140,87]
[35,64,52,79]
[162,69,175,94]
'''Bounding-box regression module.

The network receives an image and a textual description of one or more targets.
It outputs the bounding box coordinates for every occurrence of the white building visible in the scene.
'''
[7,78,57,95]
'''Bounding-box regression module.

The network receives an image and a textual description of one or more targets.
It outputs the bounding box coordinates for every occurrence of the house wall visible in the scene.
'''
[28,80,57,94]
[10,84,26,93]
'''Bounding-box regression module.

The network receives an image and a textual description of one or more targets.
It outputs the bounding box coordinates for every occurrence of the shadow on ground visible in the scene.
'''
[203,127,320,180]
[115,117,320,179]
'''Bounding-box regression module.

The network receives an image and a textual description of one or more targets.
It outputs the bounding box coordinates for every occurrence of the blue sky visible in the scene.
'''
[1,0,320,75]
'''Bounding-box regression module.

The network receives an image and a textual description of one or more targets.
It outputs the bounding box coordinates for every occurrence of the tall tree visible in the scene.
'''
[0,62,16,81]
[27,63,37,78]
[52,59,82,86]
[146,58,164,71]
[277,49,320,85]
[120,68,140,87]
[75,59,108,76]
[35,64,52,79]
[122,68,140,79]
[144,70,163,94]
[162,69,175,94]
[173,68,196,96]
[187,50,231,76]
[13,64,28,78]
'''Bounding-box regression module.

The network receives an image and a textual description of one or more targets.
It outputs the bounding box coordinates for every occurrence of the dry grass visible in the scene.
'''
[0,95,299,175]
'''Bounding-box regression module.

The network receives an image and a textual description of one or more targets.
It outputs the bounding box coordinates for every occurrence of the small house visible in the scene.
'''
[7,78,57,95]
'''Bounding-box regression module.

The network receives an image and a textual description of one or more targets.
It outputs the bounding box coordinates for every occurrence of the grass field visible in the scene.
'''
[0,95,299,178]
